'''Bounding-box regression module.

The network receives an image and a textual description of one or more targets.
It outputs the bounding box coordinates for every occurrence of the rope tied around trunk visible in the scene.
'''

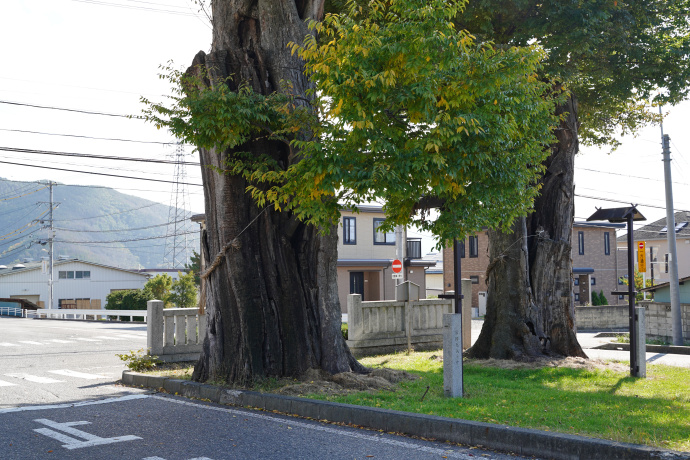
[200,205,269,280]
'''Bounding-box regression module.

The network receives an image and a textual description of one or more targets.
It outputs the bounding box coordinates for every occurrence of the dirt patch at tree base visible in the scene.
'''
[275,368,419,397]
[466,356,630,373]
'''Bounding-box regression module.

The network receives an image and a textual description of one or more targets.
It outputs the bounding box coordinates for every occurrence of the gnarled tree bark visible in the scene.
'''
[468,93,587,360]
[191,0,364,385]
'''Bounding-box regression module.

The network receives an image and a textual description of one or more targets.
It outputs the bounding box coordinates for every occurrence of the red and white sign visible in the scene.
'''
[392,259,403,273]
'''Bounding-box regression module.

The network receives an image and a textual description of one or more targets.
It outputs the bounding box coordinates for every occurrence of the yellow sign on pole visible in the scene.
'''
[637,241,646,270]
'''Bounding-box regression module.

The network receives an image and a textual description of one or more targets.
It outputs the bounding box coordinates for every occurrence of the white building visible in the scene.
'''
[0,259,149,309]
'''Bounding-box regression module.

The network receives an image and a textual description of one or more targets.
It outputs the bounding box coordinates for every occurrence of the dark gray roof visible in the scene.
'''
[616,211,690,242]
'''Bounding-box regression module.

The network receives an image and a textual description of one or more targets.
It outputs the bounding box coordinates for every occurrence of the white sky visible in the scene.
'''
[2,0,688,255]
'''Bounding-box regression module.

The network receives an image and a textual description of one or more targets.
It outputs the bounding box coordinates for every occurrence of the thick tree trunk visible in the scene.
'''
[191,0,364,385]
[468,93,587,360]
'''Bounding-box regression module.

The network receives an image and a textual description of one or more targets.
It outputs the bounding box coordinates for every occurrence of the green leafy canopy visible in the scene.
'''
[143,0,563,244]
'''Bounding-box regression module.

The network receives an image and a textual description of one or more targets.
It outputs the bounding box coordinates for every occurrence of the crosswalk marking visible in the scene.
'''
[0,342,19,347]
[0,379,17,387]
[115,334,146,339]
[5,373,64,384]
[48,370,109,380]
[93,336,126,340]
[74,338,102,342]
[18,341,43,345]
[48,339,76,344]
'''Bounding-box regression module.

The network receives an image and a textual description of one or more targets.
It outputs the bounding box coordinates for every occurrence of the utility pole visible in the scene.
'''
[48,181,55,310]
[660,130,682,345]
[37,182,56,309]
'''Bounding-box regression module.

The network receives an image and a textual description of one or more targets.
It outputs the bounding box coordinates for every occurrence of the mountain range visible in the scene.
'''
[0,178,200,269]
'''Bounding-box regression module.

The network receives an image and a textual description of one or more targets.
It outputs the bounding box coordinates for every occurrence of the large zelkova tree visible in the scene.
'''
[457,1,690,360]
[144,0,561,384]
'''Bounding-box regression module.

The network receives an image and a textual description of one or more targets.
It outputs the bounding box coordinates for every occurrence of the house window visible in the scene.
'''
[75,271,90,279]
[619,295,625,300]
[459,241,465,258]
[469,236,479,258]
[373,219,395,245]
[578,231,584,255]
[665,253,669,273]
[591,277,596,286]
[604,232,610,255]
[574,278,579,286]
[343,217,356,245]
[575,293,580,302]
[59,271,67,279]
[470,275,479,284]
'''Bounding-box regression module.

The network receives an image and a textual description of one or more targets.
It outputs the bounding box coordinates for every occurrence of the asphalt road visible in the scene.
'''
[0,316,149,408]
[2,393,529,460]
[1,318,531,460]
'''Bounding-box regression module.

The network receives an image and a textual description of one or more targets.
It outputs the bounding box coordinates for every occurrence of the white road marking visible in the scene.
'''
[18,341,44,345]
[0,379,17,387]
[48,370,109,380]
[5,373,64,384]
[0,342,19,347]
[74,338,102,342]
[0,394,149,414]
[152,396,476,459]
[93,336,126,340]
[48,339,76,344]
[114,334,146,339]
[33,418,141,450]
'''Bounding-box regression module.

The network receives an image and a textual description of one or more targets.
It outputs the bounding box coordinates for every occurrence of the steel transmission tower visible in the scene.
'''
[163,144,193,269]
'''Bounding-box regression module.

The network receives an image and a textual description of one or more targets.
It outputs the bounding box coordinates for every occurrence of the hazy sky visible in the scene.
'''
[2,0,689,255]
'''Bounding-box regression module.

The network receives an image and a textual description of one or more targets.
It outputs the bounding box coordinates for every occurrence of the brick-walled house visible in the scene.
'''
[572,222,625,305]
[442,222,625,310]
[442,230,490,312]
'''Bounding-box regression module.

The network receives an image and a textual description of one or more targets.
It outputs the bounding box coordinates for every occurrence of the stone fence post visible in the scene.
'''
[348,294,363,342]
[147,299,164,356]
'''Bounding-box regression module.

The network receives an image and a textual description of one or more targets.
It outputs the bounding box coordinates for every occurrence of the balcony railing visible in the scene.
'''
[406,238,422,260]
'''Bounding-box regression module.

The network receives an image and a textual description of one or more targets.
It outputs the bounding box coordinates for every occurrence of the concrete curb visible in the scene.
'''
[122,371,689,460]
[595,342,690,355]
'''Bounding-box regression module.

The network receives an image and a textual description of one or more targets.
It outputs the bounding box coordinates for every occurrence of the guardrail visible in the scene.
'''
[35,309,147,321]
[0,306,25,317]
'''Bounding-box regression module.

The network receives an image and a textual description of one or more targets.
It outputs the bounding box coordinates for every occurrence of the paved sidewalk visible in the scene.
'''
[471,319,690,368]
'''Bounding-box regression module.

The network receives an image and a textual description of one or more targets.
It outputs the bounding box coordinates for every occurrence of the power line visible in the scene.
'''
[0,128,177,145]
[0,159,203,186]
[56,230,199,244]
[0,146,200,166]
[52,203,161,222]
[576,166,690,187]
[575,193,690,213]
[0,99,138,118]
[55,218,190,233]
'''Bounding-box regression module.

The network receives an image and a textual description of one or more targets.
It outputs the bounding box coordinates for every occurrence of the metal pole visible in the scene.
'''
[453,237,463,394]
[661,134,683,345]
[626,212,637,376]
[395,225,404,284]
[49,182,54,310]
[453,239,462,314]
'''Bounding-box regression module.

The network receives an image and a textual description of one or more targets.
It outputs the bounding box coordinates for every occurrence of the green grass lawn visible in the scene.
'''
[307,352,690,451]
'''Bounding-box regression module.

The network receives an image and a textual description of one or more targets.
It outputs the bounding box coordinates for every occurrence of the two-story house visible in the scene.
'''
[442,221,625,310]
[337,205,432,312]
[616,211,690,286]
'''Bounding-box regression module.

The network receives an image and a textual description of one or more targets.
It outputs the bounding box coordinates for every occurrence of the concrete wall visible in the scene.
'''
[639,301,690,342]
[575,302,690,341]
[575,305,629,330]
